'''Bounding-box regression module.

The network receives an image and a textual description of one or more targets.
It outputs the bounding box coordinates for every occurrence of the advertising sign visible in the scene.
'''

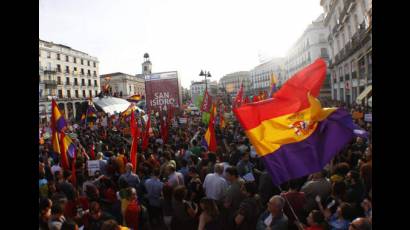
[145,71,181,111]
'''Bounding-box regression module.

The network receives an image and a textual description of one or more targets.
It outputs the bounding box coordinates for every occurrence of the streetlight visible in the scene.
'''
[199,70,211,92]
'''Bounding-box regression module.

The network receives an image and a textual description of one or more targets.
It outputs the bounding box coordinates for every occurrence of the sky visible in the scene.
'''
[39,0,323,88]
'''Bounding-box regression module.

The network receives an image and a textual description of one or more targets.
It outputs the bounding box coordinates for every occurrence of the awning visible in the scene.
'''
[93,96,145,115]
[356,85,372,104]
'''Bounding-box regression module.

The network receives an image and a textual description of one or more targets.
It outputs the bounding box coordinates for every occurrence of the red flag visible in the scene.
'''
[59,132,70,170]
[70,149,77,187]
[89,144,95,160]
[244,96,250,104]
[200,90,212,112]
[142,116,151,151]
[130,109,138,173]
[234,83,244,108]
[252,95,260,103]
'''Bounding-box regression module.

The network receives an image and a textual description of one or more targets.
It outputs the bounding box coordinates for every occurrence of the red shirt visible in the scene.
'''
[125,200,141,230]
[282,191,306,223]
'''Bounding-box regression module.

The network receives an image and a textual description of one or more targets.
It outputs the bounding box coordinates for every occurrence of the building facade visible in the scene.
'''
[321,0,372,104]
[250,58,285,95]
[284,14,332,99]
[219,71,251,98]
[39,39,100,123]
[99,72,145,98]
[190,80,218,105]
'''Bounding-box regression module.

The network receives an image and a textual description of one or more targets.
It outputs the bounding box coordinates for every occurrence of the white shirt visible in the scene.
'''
[168,172,184,187]
[203,173,228,201]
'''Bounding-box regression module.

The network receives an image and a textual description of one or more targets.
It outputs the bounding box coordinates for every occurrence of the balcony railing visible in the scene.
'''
[44,68,57,74]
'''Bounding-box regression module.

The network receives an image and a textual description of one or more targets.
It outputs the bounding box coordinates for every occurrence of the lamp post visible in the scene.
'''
[199,70,211,92]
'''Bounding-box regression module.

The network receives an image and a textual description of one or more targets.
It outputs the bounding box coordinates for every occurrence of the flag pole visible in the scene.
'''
[276,185,301,224]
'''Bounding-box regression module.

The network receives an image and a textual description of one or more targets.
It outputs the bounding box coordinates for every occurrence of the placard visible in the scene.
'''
[87,160,100,176]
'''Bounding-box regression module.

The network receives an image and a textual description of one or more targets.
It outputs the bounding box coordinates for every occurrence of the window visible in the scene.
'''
[57,53,60,60]
[74,78,78,86]
[67,90,71,98]
[73,57,76,63]
[93,71,97,76]
[82,90,86,98]
[66,55,69,62]
[58,90,63,98]
[47,52,51,58]
[144,66,148,71]
[66,77,70,85]
[94,80,97,86]
[87,60,90,66]
[73,67,77,74]
[321,48,328,58]
[57,64,61,72]
[89,90,92,97]
[93,62,96,67]
[129,86,132,93]
[57,77,61,84]
[87,70,91,76]
[81,59,84,65]
[81,68,84,75]
[75,90,79,98]
[81,79,85,86]
[95,90,98,96]
[88,79,91,86]
[65,66,70,73]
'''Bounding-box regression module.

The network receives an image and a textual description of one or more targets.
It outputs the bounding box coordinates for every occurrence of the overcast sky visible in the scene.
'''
[39,0,323,88]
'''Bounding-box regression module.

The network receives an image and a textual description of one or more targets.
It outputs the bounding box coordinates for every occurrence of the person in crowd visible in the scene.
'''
[348,217,372,230]
[144,167,164,225]
[198,197,221,230]
[360,198,372,223]
[96,152,108,175]
[60,220,79,230]
[223,166,245,229]
[84,201,113,230]
[48,202,66,230]
[256,195,288,230]
[301,170,332,212]
[234,181,262,230]
[236,151,255,178]
[295,209,327,230]
[118,163,140,191]
[203,163,228,203]
[258,170,281,206]
[345,170,365,212]
[160,184,174,230]
[324,202,355,230]
[282,179,307,230]
[40,198,53,230]
[167,164,185,188]
[171,185,198,229]
[187,166,205,204]
[124,187,141,230]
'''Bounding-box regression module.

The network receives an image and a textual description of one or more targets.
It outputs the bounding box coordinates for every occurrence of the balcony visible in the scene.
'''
[44,68,57,74]
[339,0,354,24]
[43,80,57,89]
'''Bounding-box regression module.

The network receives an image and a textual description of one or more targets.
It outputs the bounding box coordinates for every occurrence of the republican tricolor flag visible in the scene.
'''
[234,59,358,185]
[203,104,217,152]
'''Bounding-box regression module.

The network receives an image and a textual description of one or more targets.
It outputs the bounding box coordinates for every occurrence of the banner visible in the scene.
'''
[145,71,181,112]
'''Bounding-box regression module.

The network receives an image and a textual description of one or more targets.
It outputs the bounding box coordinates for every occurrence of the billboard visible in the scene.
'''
[145,71,181,112]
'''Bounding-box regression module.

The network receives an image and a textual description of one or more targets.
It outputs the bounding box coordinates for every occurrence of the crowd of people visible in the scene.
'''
[39,100,372,230]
